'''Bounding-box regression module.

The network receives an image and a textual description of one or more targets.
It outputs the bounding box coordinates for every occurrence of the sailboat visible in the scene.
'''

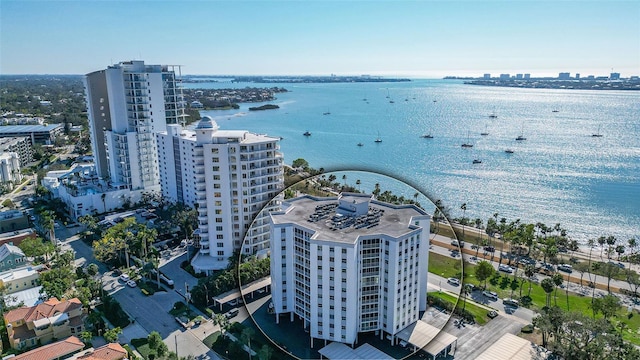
[591,125,603,137]
[472,159,482,164]
[488,112,498,118]
[480,125,489,136]
[303,131,311,136]
[515,124,526,141]
[461,131,473,148]
[357,142,364,147]
[505,149,514,154]
[386,88,390,99]
[421,128,434,139]
[323,109,331,115]
[375,131,382,143]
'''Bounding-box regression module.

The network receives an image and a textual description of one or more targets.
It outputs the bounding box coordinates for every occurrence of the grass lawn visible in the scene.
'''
[203,331,220,348]
[464,272,640,345]
[130,338,151,359]
[429,291,489,325]
[428,252,467,279]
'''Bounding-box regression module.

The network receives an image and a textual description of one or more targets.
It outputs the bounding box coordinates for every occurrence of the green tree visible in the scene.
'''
[241,327,255,359]
[87,263,99,277]
[541,278,555,308]
[257,345,273,360]
[591,294,620,320]
[40,266,76,299]
[291,158,309,169]
[601,262,620,293]
[475,261,494,289]
[552,273,564,306]
[103,327,122,343]
[213,313,231,338]
[79,331,93,344]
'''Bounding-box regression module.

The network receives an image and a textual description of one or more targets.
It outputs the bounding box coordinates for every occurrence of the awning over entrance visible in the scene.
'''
[211,276,271,311]
[476,333,546,360]
[396,320,458,358]
[318,342,394,360]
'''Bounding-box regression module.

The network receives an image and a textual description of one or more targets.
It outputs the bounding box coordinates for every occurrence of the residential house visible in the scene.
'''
[4,297,86,350]
[12,336,85,360]
[0,243,29,272]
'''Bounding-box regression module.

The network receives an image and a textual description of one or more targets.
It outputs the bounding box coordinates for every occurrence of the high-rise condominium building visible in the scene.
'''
[270,193,430,347]
[157,116,284,273]
[84,60,182,192]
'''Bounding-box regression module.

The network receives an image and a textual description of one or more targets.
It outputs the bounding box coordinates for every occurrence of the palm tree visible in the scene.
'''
[587,238,595,285]
[356,179,361,192]
[342,174,347,187]
[372,183,380,197]
[605,236,617,260]
[524,265,535,296]
[541,278,555,308]
[597,236,606,260]
[101,193,107,213]
[213,313,231,339]
[460,203,467,242]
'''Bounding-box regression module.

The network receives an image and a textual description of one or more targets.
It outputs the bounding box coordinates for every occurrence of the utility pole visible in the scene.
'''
[174,334,178,357]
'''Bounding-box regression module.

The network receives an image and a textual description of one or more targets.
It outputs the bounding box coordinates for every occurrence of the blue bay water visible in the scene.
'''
[187,80,640,244]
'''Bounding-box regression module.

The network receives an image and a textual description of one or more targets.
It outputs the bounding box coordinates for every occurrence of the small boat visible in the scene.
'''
[375,131,382,143]
[461,131,473,148]
[405,98,409,101]
[386,88,390,98]
[303,131,311,136]
[505,149,514,154]
[472,159,482,164]
[357,143,364,147]
[421,134,434,139]
[552,110,559,113]
[323,109,331,115]
[488,112,498,118]
[389,100,395,104]
[480,125,489,136]
[592,125,603,137]
[515,124,526,141]
[433,100,437,103]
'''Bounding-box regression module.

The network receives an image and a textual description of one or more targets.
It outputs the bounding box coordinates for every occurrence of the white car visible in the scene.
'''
[127,280,137,288]
[483,290,498,300]
[503,298,519,307]
[119,274,130,282]
[447,278,461,286]
[498,264,514,273]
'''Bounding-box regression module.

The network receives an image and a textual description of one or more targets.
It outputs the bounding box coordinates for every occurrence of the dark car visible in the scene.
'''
[484,246,495,252]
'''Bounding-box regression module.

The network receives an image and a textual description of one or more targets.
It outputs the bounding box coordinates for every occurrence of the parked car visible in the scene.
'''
[558,264,573,273]
[447,278,461,286]
[228,299,238,306]
[487,310,499,319]
[503,298,519,307]
[483,246,495,252]
[225,308,239,319]
[483,290,498,300]
[127,280,137,288]
[498,264,514,273]
[119,274,130,282]
[464,283,477,292]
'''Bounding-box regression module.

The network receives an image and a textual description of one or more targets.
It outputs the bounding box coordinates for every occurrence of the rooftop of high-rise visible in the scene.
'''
[271,193,429,244]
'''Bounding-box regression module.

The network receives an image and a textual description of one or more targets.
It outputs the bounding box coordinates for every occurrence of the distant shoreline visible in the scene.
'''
[460,79,640,91]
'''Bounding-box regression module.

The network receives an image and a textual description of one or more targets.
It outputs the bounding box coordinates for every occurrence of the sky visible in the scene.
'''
[1,0,639,78]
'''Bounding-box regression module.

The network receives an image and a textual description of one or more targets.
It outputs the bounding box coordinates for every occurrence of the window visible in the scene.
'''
[217,242,224,247]
[217,251,224,256]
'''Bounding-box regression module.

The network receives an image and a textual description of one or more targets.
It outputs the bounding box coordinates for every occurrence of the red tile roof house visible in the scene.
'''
[10,336,127,360]
[72,343,127,360]
[12,336,84,360]
[3,298,87,350]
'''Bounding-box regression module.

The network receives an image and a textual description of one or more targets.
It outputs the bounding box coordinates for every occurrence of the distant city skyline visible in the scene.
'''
[1,1,638,77]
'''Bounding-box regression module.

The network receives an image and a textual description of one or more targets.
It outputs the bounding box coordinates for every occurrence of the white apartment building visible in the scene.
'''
[0,152,21,185]
[157,116,284,273]
[84,60,183,193]
[270,193,430,347]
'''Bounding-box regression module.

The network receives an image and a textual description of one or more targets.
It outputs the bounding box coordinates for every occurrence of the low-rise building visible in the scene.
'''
[72,342,128,360]
[4,297,86,350]
[0,243,29,272]
[0,210,29,234]
[42,163,144,220]
[0,265,42,295]
[0,124,64,145]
